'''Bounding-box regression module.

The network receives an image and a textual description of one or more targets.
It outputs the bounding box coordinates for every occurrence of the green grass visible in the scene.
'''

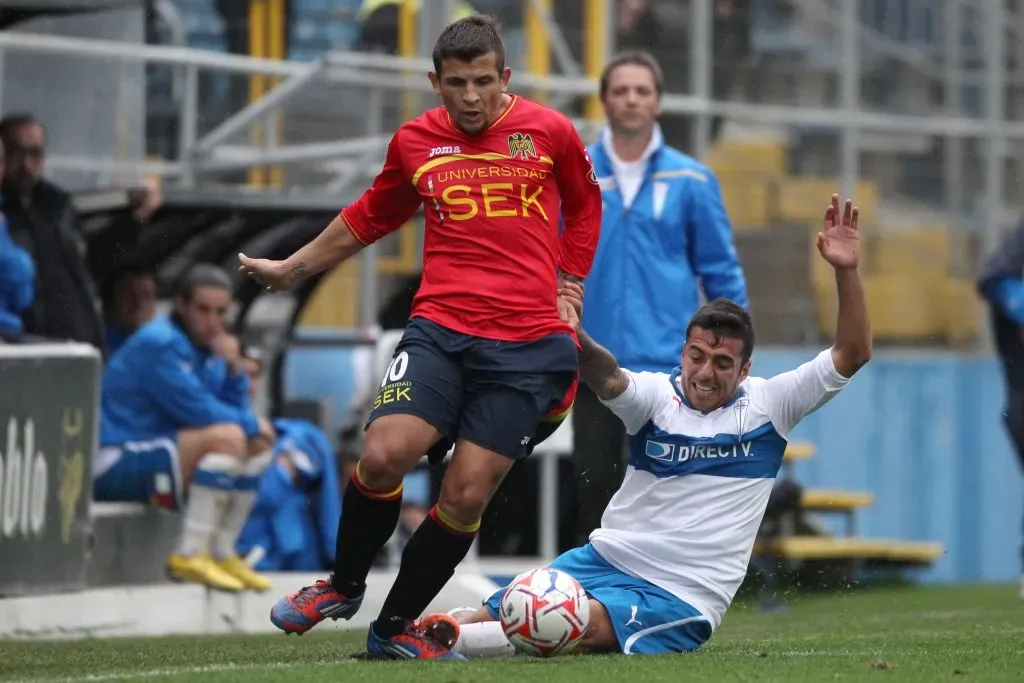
[2,584,1023,682]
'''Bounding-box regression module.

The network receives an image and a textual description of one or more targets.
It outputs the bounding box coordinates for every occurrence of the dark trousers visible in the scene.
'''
[570,383,627,546]
[1003,384,1024,573]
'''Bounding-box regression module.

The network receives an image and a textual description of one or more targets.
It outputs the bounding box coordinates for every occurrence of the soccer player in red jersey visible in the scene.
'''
[238,15,601,660]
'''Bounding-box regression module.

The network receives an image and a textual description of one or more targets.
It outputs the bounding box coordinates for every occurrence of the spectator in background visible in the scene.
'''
[0,137,35,343]
[977,222,1024,600]
[0,113,106,353]
[101,265,158,355]
[95,264,275,593]
[570,52,748,545]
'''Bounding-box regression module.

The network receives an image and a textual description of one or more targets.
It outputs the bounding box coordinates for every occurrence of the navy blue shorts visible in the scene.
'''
[367,317,578,460]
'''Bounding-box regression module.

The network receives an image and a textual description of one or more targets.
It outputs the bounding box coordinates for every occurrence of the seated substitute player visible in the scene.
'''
[94,264,276,593]
[236,14,601,660]
[439,194,872,658]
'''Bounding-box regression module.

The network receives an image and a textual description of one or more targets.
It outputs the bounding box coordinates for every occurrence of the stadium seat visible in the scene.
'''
[814,273,947,343]
[716,174,770,231]
[864,273,946,342]
[704,139,788,177]
[800,490,874,512]
[799,489,875,536]
[776,177,880,224]
[870,228,951,277]
[755,537,945,566]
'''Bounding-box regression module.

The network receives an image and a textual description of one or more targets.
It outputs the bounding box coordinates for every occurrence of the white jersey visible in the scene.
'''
[589,349,850,630]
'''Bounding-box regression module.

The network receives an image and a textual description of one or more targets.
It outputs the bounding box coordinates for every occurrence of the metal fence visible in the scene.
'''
[0,0,1020,343]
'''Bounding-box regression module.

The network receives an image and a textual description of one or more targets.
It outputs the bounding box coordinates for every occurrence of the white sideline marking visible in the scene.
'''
[14,661,353,683]
[15,651,869,681]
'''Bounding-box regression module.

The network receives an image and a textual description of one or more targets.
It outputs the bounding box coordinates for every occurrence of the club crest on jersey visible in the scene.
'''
[507,132,537,160]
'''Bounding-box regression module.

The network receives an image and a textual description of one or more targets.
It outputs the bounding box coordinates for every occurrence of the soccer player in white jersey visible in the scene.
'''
[432,194,872,658]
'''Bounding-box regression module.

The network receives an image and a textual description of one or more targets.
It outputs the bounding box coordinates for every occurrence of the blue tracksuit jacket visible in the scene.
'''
[235,418,341,571]
[100,315,260,445]
[581,126,748,373]
[0,208,34,337]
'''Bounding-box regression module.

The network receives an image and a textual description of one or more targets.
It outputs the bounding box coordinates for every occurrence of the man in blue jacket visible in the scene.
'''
[572,51,749,544]
[0,205,34,342]
[977,220,1024,600]
[95,264,276,592]
[0,137,35,342]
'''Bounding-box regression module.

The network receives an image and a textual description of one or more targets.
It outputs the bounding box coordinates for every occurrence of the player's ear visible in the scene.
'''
[428,70,442,95]
[739,359,751,383]
[500,66,512,92]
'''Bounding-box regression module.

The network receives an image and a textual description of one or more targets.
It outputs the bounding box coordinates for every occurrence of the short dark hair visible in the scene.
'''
[685,299,755,362]
[0,112,44,144]
[599,51,664,100]
[101,263,154,306]
[432,14,505,75]
[176,263,233,301]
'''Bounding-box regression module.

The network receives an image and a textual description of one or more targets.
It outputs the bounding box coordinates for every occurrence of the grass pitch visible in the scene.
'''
[2,584,1022,683]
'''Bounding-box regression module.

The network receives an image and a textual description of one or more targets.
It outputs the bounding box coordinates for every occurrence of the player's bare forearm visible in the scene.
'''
[578,327,630,400]
[830,266,872,378]
[283,215,365,282]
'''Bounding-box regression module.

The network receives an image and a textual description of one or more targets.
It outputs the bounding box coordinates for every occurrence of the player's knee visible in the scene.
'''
[197,423,246,457]
[436,478,494,524]
[358,434,413,490]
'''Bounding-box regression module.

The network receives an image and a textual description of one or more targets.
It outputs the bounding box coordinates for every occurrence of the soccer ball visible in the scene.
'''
[498,567,590,657]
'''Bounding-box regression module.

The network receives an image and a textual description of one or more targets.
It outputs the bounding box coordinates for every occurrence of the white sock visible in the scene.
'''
[213,450,272,560]
[178,453,241,558]
[453,621,517,658]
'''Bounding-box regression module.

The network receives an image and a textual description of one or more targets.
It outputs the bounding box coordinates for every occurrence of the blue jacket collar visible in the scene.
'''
[593,123,664,173]
[669,366,746,413]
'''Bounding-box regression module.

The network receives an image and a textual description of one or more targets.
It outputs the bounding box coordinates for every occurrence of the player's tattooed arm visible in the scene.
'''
[577,327,630,401]
[559,279,628,399]
[558,271,584,286]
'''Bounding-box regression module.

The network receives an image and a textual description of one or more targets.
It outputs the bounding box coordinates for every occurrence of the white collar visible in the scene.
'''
[602,123,663,167]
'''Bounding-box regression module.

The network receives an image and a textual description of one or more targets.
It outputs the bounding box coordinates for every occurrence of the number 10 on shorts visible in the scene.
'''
[376,351,412,409]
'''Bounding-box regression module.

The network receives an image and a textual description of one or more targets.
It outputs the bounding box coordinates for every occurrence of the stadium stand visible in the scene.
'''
[754,444,945,576]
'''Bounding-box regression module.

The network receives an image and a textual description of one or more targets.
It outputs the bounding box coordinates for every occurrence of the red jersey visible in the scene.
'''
[340,95,602,342]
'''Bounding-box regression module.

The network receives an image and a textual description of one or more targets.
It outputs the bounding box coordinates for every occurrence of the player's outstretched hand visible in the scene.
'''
[238,253,300,292]
[818,194,860,270]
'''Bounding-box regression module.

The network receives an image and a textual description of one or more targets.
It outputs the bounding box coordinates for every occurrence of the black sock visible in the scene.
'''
[374,506,478,638]
[331,467,402,595]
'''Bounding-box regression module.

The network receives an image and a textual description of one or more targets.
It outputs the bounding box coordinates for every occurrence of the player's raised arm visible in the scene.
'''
[759,195,871,437]
[554,117,602,285]
[821,194,872,379]
[238,131,421,292]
